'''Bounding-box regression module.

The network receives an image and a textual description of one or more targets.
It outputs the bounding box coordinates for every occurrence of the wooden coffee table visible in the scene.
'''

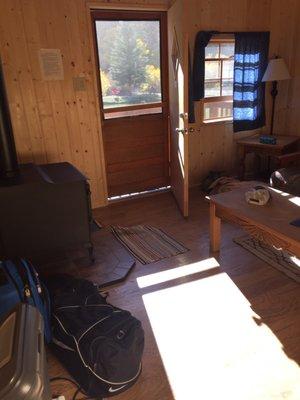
[209,183,300,257]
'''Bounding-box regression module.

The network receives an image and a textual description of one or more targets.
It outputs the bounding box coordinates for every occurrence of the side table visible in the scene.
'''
[236,135,300,179]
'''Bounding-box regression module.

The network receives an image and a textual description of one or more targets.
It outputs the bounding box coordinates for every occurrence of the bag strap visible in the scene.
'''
[25,260,42,295]
[21,259,52,343]
[14,259,34,302]
[25,259,51,318]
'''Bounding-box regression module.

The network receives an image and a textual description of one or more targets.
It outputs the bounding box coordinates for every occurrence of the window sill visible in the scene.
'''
[202,118,233,126]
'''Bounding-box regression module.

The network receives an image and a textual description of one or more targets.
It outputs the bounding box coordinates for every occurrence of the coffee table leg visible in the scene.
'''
[210,202,221,252]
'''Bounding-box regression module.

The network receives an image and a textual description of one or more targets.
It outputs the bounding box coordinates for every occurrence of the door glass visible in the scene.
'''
[95,20,162,115]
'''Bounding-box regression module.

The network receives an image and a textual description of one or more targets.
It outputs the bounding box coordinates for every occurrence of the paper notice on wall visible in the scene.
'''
[39,49,64,80]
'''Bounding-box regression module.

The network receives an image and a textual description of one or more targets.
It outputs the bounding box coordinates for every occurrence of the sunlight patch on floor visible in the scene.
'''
[142,273,300,400]
[290,256,300,267]
[108,186,171,201]
[269,187,291,197]
[137,258,219,288]
[289,196,300,206]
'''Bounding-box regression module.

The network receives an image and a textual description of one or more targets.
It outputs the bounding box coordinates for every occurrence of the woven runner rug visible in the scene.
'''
[234,236,300,283]
[111,225,189,265]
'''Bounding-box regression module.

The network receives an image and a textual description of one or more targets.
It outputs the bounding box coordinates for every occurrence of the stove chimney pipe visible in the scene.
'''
[0,58,20,182]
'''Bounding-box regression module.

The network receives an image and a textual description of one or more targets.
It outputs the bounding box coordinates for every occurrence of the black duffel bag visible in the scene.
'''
[47,275,144,398]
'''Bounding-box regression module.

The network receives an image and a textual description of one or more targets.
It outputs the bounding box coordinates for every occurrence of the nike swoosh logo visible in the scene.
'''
[108,385,127,393]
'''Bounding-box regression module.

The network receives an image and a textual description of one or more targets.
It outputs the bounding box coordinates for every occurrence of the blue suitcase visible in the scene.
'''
[0,259,51,342]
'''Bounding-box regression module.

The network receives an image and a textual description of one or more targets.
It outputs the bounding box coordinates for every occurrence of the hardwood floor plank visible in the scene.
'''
[48,189,300,400]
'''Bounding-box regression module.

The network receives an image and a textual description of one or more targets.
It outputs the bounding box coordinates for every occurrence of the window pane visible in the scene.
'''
[205,61,221,79]
[223,60,234,79]
[222,79,233,96]
[205,43,219,59]
[204,100,233,121]
[96,20,162,109]
[220,43,234,59]
[205,80,221,97]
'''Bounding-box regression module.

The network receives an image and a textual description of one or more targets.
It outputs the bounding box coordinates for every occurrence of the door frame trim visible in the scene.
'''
[86,2,170,12]
[85,3,109,206]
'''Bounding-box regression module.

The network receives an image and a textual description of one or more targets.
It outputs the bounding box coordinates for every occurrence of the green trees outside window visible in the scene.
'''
[96,20,162,109]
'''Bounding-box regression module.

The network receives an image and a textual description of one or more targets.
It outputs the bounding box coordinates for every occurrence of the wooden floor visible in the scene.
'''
[49,189,300,400]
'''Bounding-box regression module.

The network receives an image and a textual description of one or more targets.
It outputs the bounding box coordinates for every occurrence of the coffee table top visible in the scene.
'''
[209,182,300,244]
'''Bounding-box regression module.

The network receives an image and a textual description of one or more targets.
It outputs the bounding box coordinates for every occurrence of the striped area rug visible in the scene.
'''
[234,236,300,283]
[111,225,189,265]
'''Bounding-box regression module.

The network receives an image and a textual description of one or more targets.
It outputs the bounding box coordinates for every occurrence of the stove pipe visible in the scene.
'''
[0,59,20,181]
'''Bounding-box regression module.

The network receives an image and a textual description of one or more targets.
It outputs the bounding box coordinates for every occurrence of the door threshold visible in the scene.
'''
[108,186,171,204]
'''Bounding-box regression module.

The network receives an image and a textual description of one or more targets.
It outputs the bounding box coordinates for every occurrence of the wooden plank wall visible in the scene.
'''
[1,0,299,206]
[185,0,300,187]
[0,0,170,208]
[268,0,299,137]
[284,1,300,136]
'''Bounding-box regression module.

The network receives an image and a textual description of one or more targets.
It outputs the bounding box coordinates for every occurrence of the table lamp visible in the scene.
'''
[262,57,290,135]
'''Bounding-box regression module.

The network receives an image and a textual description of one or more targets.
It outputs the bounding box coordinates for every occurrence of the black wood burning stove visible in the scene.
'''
[0,162,94,260]
[0,59,94,260]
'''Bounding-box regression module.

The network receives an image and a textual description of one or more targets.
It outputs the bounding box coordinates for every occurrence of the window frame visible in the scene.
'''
[203,35,235,124]
[91,9,168,121]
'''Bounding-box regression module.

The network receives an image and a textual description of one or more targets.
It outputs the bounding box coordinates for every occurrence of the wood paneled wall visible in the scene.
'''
[1,0,299,206]
[284,1,300,136]
[0,0,170,208]
[185,0,300,186]
[268,0,299,137]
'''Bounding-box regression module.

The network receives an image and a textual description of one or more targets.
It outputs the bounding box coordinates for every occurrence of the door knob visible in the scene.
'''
[179,112,188,120]
[176,128,187,134]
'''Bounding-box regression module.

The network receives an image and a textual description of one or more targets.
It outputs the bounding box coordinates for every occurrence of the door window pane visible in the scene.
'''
[95,20,162,109]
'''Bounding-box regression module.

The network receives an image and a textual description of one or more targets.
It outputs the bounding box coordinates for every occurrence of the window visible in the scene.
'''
[94,18,163,119]
[203,37,235,123]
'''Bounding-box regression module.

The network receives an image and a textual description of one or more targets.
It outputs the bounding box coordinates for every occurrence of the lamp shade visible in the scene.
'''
[262,58,291,82]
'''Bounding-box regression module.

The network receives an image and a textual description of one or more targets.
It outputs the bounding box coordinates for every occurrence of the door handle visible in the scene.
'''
[179,112,188,120]
[176,128,188,134]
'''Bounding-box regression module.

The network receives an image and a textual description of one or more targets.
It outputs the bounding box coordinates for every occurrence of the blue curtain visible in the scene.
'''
[233,32,270,132]
[192,31,216,102]
[190,30,217,123]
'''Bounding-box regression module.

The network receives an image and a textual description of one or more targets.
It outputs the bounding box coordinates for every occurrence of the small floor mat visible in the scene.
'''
[111,225,189,265]
[234,236,300,283]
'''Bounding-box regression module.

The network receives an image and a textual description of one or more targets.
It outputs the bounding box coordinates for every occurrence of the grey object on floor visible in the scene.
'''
[0,304,51,400]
